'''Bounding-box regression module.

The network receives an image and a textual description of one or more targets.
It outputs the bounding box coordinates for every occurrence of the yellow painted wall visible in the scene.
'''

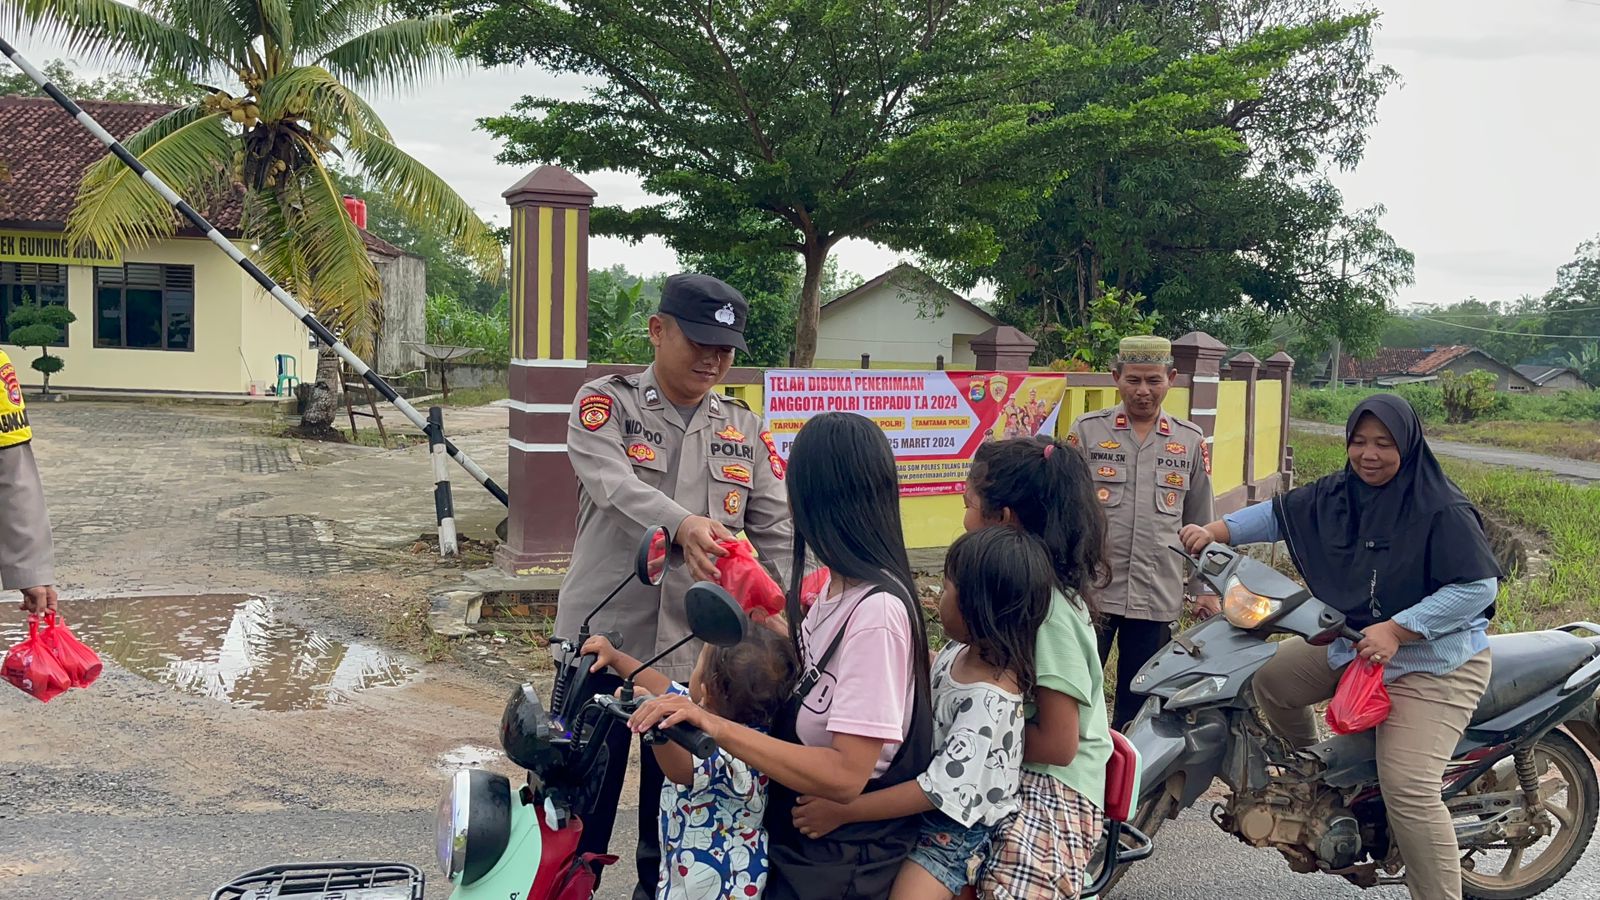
[238,277,314,394]
[1255,380,1284,481]
[1213,381,1248,493]
[2,237,313,394]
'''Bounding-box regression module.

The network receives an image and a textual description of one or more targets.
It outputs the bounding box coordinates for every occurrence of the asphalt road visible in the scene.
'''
[587,805,1600,900]
[3,782,1595,899]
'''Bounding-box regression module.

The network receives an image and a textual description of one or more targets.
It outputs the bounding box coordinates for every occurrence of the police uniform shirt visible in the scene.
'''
[1069,404,1213,622]
[0,348,55,591]
[558,364,797,680]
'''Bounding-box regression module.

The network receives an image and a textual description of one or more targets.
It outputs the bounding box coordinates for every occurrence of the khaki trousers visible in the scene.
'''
[1253,639,1492,900]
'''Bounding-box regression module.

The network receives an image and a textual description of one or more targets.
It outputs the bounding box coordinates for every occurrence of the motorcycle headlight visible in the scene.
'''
[1168,675,1229,709]
[1222,577,1282,630]
[436,769,512,884]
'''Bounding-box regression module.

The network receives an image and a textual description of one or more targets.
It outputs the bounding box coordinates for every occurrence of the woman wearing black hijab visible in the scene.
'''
[1180,394,1500,900]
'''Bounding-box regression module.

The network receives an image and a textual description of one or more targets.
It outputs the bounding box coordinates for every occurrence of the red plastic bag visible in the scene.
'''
[39,611,102,688]
[712,540,832,617]
[715,539,786,616]
[1325,659,1392,735]
[3,615,74,702]
[800,567,830,610]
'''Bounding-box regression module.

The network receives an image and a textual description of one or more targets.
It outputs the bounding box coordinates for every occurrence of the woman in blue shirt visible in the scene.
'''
[1180,393,1500,900]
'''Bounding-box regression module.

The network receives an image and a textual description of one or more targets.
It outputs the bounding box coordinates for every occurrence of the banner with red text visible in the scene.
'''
[763,370,1070,496]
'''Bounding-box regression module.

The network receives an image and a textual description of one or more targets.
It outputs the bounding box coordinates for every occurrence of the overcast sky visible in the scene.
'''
[9,0,1600,307]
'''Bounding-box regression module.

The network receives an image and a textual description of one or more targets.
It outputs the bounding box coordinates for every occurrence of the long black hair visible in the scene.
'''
[968,436,1109,614]
[785,412,931,687]
[944,527,1054,697]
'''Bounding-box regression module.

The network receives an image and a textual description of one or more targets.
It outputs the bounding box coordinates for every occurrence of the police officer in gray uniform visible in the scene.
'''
[0,349,58,616]
[562,274,800,898]
[1069,335,1214,730]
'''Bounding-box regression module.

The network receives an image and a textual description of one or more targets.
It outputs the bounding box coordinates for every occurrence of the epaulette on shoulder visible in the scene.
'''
[723,394,751,411]
[1172,416,1205,437]
[583,371,633,392]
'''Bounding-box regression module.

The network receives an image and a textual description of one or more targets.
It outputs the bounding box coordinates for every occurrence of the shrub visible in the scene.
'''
[4,299,75,394]
[1439,371,1498,424]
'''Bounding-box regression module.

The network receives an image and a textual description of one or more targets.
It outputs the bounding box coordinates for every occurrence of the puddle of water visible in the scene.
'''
[438,744,503,771]
[0,594,416,711]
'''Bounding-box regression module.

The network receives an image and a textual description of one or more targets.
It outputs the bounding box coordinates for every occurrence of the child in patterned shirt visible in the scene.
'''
[584,627,797,899]
[789,527,1056,898]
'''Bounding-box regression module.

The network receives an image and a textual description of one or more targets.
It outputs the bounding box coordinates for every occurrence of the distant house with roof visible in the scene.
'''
[1513,364,1592,394]
[815,264,1000,369]
[0,95,422,395]
[1316,345,1538,393]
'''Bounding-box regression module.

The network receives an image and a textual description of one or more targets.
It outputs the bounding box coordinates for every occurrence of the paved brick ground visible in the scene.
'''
[24,402,370,591]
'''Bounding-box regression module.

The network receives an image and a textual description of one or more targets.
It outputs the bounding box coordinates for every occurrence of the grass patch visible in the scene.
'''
[1428,420,1600,462]
[437,384,509,408]
[1290,429,1600,632]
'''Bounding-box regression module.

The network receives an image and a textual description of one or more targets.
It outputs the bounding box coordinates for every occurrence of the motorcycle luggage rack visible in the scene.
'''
[210,862,424,900]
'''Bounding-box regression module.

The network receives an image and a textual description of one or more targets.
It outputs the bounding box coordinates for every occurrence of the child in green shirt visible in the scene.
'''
[963,437,1114,899]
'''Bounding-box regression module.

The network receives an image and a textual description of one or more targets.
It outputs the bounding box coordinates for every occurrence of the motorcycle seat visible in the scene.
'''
[1472,630,1599,725]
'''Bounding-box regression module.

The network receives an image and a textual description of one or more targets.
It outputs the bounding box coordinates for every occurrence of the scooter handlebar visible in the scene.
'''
[595,695,719,758]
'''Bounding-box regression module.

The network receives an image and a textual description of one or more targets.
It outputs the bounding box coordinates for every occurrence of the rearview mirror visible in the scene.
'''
[686,582,747,647]
[636,526,670,587]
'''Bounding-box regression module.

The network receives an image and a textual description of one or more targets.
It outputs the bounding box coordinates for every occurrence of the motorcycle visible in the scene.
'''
[210,525,745,900]
[1104,540,1600,899]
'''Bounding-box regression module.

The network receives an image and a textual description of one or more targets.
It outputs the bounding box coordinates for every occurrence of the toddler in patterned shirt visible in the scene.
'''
[584,627,797,899]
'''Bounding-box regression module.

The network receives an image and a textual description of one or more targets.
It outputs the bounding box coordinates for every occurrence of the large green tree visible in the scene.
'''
[443,0,1279,365]
[977,0,1411,362]
[1544,234,1600,351]
[10,0,501,433]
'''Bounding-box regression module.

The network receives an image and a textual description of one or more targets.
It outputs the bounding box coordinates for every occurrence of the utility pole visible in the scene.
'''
[1328,245,1349,388]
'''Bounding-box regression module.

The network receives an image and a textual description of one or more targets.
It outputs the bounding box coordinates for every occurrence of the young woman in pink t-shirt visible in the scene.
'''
[629,412,934,899]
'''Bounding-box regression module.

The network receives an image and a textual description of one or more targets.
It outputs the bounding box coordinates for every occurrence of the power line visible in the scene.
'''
[1402,305,1600,319]
[1414,317,1600,341]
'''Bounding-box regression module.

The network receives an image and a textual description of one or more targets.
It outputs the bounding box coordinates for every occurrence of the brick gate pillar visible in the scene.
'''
[496,166,597,574]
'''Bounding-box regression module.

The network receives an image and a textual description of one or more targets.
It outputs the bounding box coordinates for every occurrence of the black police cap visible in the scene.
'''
[658,274,748,352]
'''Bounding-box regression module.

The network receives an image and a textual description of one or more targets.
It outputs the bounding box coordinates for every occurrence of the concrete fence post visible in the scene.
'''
[971,326,1037,371]
[496,166,597,574]
[1171,331,1227,435]
[1264,351,1296,487]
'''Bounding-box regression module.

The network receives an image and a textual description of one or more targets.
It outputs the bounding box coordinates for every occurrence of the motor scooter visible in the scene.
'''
[1098,541,1600,899]
[210,525,741,900]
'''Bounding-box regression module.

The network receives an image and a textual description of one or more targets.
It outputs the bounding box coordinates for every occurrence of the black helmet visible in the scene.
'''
[500,683,562,775]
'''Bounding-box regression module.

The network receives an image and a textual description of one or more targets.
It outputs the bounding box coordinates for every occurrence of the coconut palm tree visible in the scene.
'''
[7,0,502,433]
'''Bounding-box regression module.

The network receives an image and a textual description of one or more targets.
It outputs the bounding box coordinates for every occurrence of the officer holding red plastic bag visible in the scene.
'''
[0,347,57,615]
[560,274,807,900]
